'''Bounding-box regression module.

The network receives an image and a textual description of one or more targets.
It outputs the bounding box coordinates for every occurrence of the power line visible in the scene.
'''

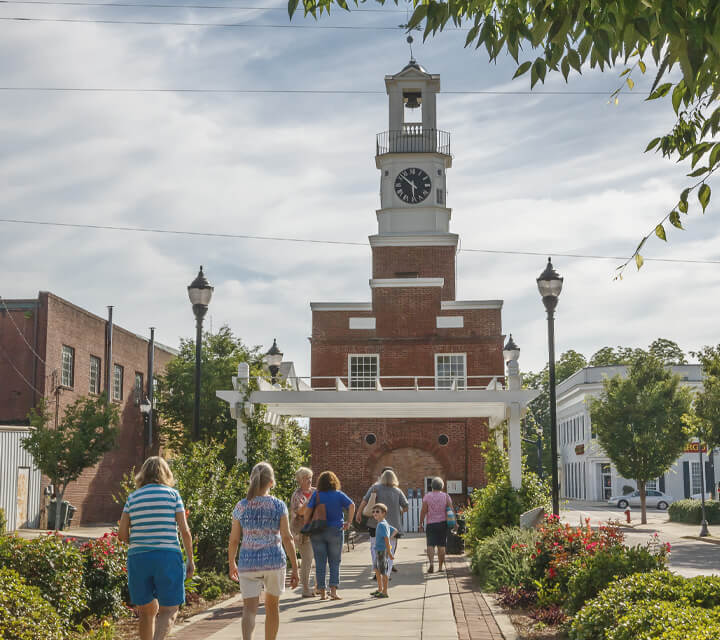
[0,86,638,95]
[0,0,404,11]
[0,296,48,366]
[0,341,45,396]
[0,15,412,27]
[1,217,717,265]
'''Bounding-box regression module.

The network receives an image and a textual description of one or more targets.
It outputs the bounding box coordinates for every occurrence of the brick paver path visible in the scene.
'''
[170,534,463,639]
[445,554,505,640]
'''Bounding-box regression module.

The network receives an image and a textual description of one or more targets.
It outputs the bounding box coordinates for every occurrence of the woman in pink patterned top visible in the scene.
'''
[419,477,453,572]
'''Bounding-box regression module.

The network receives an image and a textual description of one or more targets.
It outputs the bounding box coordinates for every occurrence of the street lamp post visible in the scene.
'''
[264,339,283,385]
[537,258,563,517]
[698,439,710,537]
[187,266,214,441]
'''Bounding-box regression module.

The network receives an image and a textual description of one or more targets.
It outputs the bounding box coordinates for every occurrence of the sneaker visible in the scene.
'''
[370,590,380,596]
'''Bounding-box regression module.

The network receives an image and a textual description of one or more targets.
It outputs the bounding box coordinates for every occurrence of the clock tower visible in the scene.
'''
[371,58,458,300]
[308,58,505,504]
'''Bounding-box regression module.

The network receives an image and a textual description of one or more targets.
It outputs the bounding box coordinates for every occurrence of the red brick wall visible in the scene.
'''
[309,417,489,504]
[372,246,456,300]
[0,292,174,525]
[310,240,505,510]
[0,301,43,422]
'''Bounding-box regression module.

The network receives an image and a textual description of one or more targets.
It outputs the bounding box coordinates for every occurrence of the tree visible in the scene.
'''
[589,346,645,367]
[289,0,720,270]
[689,345,720,450]
[590,354,692,523]
[649,338,688,365]
[523,349,587,476]
[269,420,311,502]
[22,395,120,530]
[155,325,261,467]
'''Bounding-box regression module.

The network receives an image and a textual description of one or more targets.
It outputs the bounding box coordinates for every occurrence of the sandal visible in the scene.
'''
[330,594,342,600]
[373,592,389,598]
[427,565,434,573]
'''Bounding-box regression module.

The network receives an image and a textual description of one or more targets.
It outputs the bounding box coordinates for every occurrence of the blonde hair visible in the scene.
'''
[379,469,399,487]
[295,467,313,484]
[371,502,388,514]
[135,456,174,488]
[247,462,275,500]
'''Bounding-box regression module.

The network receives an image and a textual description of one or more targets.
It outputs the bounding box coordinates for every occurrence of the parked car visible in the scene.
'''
[608,490,675,510]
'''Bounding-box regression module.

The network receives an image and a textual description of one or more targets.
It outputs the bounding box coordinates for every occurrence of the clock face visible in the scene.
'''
[394,167,431,204]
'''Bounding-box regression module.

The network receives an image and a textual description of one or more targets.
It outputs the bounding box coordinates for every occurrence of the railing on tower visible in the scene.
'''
[376,127,451,155]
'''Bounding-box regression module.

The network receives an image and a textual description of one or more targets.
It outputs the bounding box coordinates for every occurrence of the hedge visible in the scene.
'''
[0,567,67,640]
[668,499,720,524]
[607,600,720,640]
[570,571,720,640]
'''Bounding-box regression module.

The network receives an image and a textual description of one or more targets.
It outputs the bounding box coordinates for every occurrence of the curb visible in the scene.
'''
[681,535,720,545]
[480,592,518,640]
[168,593,243,637]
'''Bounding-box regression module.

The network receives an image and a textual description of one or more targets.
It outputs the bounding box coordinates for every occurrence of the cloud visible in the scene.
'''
[0,5,717,383]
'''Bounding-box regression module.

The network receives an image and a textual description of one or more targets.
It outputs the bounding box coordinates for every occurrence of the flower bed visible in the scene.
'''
[470,516,670,636]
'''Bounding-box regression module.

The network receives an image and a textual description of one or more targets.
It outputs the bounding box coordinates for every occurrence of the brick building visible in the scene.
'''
[218,59,537,513]
[307,59,507,503]
[0,292,175,527]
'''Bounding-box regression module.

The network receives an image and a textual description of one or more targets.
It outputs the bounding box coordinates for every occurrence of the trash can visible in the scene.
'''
[47,500,75,530]
[446,516,466,555]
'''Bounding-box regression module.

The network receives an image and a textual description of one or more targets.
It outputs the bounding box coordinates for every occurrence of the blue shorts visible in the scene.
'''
[127,550,186,607]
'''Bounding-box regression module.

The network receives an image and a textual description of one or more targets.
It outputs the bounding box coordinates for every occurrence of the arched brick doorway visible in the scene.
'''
[370,447,446,495]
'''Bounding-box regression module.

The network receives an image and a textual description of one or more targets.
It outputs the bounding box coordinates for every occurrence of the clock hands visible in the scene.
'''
[399,173,417,198]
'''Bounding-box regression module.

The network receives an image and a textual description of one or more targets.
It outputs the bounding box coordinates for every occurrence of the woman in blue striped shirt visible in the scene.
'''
[118,456,194,640]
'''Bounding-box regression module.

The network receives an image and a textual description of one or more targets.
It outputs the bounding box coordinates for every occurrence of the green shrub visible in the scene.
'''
[465,473,550,546]
[173,442,249,572]
[607,601,720,640]
[0,567,67,640]
[202,585,222,600]
[80,532,129,619]
[570,571,720,640]
[470,526,539,590]
[195,570,239,597]
[565,545,667,614]
[668,499,720,524]
[0,533,88,623]
[0,507,6,535]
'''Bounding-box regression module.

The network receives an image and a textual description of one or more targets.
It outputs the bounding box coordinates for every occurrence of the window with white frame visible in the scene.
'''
[113,364,124,401]
[89,355,101,394]
[349,355,378,389]
[691,461,703,495]
[646,478,658,492]
[61,345,75,387]
[435,354,466,389]
[134,372,144,404]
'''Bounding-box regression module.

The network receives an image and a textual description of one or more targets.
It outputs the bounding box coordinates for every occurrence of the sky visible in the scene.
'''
[1,0,718,383]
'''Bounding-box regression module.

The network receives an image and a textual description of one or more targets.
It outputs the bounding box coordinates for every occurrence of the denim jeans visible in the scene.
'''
[311,527,343,588]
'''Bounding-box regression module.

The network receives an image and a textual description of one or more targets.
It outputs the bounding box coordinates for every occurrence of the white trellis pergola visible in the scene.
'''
[217,356,538,489]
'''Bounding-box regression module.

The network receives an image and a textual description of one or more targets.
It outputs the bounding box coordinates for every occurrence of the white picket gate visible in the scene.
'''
[402,493,424,532]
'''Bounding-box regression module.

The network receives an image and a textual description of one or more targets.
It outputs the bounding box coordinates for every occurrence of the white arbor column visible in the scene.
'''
[235,362,250,463]
[508,402,522,489]
[506,346,523,489]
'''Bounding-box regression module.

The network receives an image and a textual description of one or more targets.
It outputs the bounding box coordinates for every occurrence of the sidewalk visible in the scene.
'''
[15,523,114,541]
[171,534,504,640]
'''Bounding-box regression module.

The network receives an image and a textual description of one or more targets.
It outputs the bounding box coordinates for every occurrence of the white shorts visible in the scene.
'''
[237,568,286,598]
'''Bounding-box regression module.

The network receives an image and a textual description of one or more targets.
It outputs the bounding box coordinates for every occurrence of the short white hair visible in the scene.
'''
[295,467,313,483]
[431,477,444,491]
